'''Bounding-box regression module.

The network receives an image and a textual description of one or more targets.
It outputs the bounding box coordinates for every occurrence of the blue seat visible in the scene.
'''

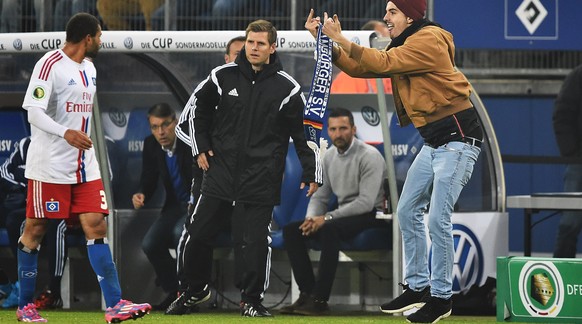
[271,143,310,249]
[0,228,9,247]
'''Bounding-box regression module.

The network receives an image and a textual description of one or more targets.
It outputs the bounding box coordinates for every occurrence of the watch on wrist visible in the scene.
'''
[324,214,333,221]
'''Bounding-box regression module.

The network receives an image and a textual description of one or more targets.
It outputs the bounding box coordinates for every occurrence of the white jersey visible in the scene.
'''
[22,49,101,184]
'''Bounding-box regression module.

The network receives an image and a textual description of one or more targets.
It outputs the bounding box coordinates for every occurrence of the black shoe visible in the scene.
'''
[153,291,178,311]
[279,292,310,314]
[240,301,273,317]
[292,296,329,316]
[380,283,430,314]
[406,296,452,323]
[165,285,211,315]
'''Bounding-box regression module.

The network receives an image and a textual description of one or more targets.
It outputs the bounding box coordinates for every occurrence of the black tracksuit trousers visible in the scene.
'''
[182,195,273,303]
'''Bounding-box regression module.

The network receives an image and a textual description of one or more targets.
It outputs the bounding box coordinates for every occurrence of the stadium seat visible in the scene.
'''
[271,143,310,249]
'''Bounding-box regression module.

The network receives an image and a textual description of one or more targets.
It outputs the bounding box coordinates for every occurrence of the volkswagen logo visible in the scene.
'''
[13,39,22,51]
[124,37,134,50]
[428,224,484,294]
[361,106,380,126]
[108,108,127,127]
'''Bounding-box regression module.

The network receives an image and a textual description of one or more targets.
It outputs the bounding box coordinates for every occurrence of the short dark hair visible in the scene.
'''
[329,107,354,126]
[66,13,100,43]
[226,36,246,55]
[245,20,277,45]
[148,103,176,119]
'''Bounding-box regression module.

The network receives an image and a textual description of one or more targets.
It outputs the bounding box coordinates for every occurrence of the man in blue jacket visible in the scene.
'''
[132,103,194,310]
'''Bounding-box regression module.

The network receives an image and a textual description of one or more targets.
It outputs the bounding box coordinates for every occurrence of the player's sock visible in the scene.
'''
[18,241,39,309]
[87,238,122,308]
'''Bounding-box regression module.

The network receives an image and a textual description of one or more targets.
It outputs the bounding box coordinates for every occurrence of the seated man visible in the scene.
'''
[0,136,69,309]
[132,103,193,310]
[281,107,390,315]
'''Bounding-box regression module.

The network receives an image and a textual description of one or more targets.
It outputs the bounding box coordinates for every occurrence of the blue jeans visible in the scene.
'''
[397,141,480,299]
[553,164,582,258]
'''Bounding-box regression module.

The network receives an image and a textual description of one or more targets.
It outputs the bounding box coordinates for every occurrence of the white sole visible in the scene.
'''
[405,309,452,324]
[380,302,425,314]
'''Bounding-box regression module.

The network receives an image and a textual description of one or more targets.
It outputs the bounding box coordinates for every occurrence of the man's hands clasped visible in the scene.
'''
[299,216,326,236]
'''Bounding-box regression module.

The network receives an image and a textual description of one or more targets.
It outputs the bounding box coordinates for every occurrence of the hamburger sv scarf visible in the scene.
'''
[303,25,332,184]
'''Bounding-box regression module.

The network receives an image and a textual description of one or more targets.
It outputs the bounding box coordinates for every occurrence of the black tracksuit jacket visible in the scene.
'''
[179,49,317,206]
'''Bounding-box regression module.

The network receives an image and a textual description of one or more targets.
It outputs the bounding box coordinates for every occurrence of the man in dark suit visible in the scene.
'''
[132,103,194,310]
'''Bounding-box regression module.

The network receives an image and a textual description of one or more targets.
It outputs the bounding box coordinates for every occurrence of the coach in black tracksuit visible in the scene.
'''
[171,20,319,316]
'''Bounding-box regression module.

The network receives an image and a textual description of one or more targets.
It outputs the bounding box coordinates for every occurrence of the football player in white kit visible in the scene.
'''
[17,13,151,323]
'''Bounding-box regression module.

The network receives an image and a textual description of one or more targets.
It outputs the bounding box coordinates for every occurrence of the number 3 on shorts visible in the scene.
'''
[100,190,108,210]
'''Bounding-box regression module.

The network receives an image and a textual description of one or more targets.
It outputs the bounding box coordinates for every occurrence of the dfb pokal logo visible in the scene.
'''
[518,261,564,317]
[428,224,484,294]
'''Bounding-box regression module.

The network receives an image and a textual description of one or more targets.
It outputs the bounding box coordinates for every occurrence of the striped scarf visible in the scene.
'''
[303,25,332,174]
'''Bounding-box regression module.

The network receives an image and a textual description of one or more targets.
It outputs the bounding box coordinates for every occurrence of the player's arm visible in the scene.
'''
[27,107,92,150]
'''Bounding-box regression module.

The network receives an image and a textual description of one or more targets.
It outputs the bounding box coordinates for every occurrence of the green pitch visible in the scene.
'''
[0,309,495,323]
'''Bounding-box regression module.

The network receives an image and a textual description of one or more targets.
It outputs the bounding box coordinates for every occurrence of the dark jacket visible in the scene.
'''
[139,135,193,211]
[181,49,316,206]
[0,137,30,189]
[553,65,582,157]
[0,137,30,208]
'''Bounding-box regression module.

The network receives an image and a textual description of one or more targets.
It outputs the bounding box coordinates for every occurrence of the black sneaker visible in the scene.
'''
[380,283,430,313]
[279,292,309,314]
[165,285,211,315]
[153,291,178,311]
[292,296,329,316]
[406,296,452,323]
[240,301,273,317]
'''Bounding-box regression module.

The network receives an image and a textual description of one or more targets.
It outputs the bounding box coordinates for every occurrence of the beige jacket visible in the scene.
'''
[333,25,472,128]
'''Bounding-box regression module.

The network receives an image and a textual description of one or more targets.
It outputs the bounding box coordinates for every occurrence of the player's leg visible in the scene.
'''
[16,218,49,322]
[74,179,119,307]
[18,217,48,308]
[17,179,71,322]
[79,212,122,308]
[74,179,151,322]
